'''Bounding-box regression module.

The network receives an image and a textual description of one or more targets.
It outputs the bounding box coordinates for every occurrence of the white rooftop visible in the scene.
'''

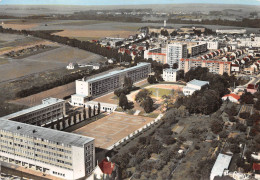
[79,62,150,83]
[210,153,232,180]
[2,98,64,120]
[187,79,209,87]
[0,118,94,147]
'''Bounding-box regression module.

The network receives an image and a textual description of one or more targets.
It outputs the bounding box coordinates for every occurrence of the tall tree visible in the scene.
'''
[97,103,101,114]
[93,105,96,116]
[119,93,129,110]
[141,96,154,113]
[88,106,92,118]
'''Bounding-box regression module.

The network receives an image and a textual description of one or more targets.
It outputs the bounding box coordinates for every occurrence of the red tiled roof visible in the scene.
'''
[247,84,259,90]
[223,94,240,100]
[253,163,260,171]
[98,159,115,175]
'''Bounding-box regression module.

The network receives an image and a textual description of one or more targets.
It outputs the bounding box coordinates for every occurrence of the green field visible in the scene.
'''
[147,87,174,98]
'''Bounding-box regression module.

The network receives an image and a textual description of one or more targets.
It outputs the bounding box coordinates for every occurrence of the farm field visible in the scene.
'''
[0,46,105,82]
[53,29,134,39]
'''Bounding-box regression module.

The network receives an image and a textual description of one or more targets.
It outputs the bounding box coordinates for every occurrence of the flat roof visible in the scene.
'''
[0,118,94,147]
[2,98,64,120]
[80,62,150,83]
[187,79,209,87]
[210,153,232,180]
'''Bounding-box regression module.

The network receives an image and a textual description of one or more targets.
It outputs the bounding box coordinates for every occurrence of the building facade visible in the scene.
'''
[3,98,66,126]
[144,48,167,64]
[74,63,151,99]
[179,58,231,75]
[167,43,188,66]
[163,68,179,82]
[188,43,207,57]
[0,118,95,180]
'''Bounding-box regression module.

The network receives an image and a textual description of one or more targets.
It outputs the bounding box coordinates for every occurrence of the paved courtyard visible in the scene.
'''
[72,112,155,149]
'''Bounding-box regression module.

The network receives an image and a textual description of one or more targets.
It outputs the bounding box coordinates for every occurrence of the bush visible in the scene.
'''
[163,136,176,145]
[210,120,223,134]
[129,146,139,155]
[195,145,200,150]
[239,112,250,119]
[229,116,237,122]
[219,131,229,139]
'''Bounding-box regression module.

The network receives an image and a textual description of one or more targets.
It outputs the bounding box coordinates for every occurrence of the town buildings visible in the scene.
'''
[183,79,209,96]
[162,68,179,82]
[179,58,232,75]
[144,47,167,64]
[222,94,241,103]
[167,43,188,66]
[216,29,247,34]
[0,118,95,179]
[187,42,207,57]
[71,63,151,106]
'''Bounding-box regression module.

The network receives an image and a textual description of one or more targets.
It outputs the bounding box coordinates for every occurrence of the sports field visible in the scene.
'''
[72,112,155,150]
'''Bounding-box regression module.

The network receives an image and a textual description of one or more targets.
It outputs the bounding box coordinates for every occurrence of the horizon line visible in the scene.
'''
[1,3,260,6]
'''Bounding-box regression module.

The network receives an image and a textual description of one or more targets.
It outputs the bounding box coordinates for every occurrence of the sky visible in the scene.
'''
[0,0,259,5]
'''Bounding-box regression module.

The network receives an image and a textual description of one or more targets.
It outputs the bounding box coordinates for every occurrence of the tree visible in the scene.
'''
[88,106,92,118]
[229,116,237,122]
[147,76,157,84]
[93,105,96,116]
[119,93,128,110]
[141,96,154,113]
[97,102,101,114]
[73,113,77,124]
[135,89,151,103]
[219,131,228,139]
[240,91,254,104]
[230,144,240,154]
[162,64,170,69]
[163,136,176,145]
[239,112,250,119]
[114,88,124,97]
[124,76,133,90]
[172,63,178,69]
[254,100,260,110]
[211,119,223,134]
[236,123,247,132]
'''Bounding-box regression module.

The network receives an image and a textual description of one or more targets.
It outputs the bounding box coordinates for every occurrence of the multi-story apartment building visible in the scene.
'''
[163,68,179,82]
[73,63,151,103]
[179,58,231,75]
[167,43,188,66]
[188,43,207,57]
[144,48,167,64]
[0,118,95,179]
[3,98,65,126]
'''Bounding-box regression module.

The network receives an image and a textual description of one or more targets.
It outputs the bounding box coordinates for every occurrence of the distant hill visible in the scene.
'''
[0,4,259,16]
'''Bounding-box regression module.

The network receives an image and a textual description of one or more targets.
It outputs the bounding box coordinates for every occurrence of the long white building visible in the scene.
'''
[183,79,209,96]
[210,153,232,180]
[72,63,151,106]
[0,118,95,179]
[167,43,188,66]
[3,98,66,126]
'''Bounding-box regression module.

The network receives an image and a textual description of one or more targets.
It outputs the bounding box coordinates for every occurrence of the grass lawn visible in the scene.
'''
[148,87,173,98]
